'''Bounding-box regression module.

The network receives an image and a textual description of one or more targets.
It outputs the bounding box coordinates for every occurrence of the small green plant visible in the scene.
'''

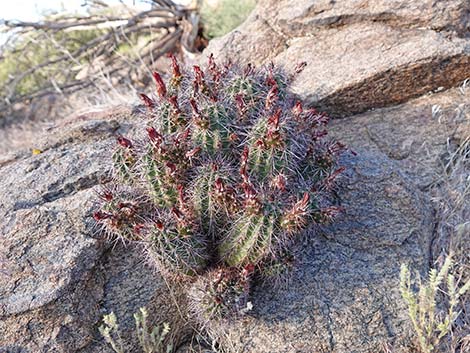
[200,0,257,39]
[0,27,104,98]
[100,312,125,353]
[99,308,173,353]
[400,254,470,353]
[94,54,345,326]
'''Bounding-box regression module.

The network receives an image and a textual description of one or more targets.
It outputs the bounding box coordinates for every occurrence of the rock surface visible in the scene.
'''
[262,0,470,37]
[217,151,433,353]
[204,0,470,116]
[0,109,187,352]
[329,87,470,189]
[200,0,470,351]
[2,89,468,353]
[1,0,470,352]
[205,88,470,353]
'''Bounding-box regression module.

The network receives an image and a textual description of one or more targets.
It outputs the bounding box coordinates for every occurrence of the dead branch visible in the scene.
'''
[0,0,202,117]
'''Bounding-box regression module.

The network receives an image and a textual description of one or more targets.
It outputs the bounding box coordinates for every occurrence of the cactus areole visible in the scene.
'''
[94,54,346,322]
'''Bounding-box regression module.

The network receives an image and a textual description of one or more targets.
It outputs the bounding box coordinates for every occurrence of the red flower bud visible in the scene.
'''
[241,146,249,163]
[243,184,261,214]
[185,146,201,158]
[193,65,205,79]
[193,65,205,89]
[168,53,181,79]
[155,220,164,231]
[292,101,303,116]
[98,189,113,202]
[152,71,167,98]
[265,84,279,110]
[171,206,184,220]
[208,53,216,71]
[240,165,249,184]
[189,99,201,119]
[266,63,277,86]
[280,192,311,232]
[207,53,222,82]
[168,95,181,114]
[117,136,132,148]
[267,109,281,129]
[93,211,112,222]
[178,184,186,206]
[139,93,155,108]
[242,263,255,277]
[146,127,163,145]
[166,162,177,175]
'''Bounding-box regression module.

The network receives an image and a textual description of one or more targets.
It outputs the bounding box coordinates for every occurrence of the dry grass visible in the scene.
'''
[0,0,199,154]
[400,81,470,353]
[430,84,470,353]
[391,81,470,353]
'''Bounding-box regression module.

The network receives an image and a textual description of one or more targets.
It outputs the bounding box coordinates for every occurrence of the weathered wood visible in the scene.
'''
[0,0,201,115]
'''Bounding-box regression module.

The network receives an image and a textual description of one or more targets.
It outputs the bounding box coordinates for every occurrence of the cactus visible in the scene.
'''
[113,136,137,183]
[188,266,253,328]
[258,249,296,289]
[93,185,152,242]
[219,213,276,267]
[190,162,236,238]
[94,54,345,323]
[146,218,208,277]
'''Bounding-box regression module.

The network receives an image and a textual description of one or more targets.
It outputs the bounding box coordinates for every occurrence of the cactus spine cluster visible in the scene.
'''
[94,54,345,325]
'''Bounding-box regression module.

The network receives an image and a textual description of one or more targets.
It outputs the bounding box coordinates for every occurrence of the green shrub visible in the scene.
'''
[200,0,257,39]
[400,254,470,353]
[0,27,104,99]
[99,308,173,353]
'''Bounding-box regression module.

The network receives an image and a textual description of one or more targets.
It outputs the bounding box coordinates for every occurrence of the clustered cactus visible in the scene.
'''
[94,54,345,327]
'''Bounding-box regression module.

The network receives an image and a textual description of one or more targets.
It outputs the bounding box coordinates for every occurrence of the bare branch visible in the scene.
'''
[0,0,202,116]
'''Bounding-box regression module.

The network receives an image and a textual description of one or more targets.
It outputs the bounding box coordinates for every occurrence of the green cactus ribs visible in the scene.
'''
[113,136,136,182]
[146,218,208,278]
[93,53,347,327]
